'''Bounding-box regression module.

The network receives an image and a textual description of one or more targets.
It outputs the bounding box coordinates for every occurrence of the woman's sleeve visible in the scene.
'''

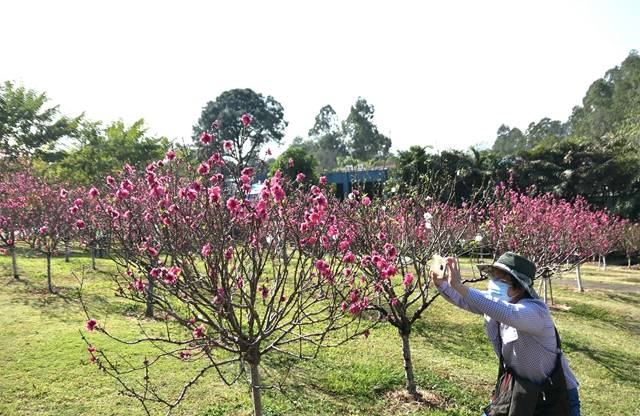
[461,288,547,335]
[436,282,485,315]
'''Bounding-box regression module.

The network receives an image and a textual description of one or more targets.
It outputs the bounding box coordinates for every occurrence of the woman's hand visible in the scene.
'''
[430,269,446,287]
[446,257,469,297]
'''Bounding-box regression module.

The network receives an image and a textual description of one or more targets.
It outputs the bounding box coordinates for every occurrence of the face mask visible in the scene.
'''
[488,279,513,302]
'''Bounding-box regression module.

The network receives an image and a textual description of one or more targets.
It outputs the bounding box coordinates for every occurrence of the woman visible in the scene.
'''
[431,252,581,416]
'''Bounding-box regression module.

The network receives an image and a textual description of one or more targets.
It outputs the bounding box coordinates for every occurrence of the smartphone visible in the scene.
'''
[430,254,448,279]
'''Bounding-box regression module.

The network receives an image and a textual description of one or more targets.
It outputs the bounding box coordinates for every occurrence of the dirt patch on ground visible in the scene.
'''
[381,388,449,414]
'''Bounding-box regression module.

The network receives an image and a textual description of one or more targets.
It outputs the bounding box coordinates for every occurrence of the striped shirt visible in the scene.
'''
[437,282,579,390]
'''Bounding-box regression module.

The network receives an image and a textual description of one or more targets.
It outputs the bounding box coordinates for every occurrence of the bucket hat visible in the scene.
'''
[477,252,539,299]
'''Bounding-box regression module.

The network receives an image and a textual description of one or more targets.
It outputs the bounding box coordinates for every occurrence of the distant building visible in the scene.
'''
[324,167,390,199]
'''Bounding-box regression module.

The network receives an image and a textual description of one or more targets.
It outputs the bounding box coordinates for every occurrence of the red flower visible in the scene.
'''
[241,113,252,126]
[76,219,86,229]
[85,319,97,331]
[193,325,205,338]
[200,131,213,144]
[166,149,176,160]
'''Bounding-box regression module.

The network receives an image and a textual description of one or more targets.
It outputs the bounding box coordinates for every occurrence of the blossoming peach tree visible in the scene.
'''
[78,119,374,416]
[343,186,486,399]
[485,183,618,301]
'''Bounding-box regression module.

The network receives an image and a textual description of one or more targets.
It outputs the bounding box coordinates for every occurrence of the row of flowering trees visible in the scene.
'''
[0,166,97,291]
[1,119,637,414]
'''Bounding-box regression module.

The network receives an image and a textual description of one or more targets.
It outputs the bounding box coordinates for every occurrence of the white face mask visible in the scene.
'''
[488,279,513,302]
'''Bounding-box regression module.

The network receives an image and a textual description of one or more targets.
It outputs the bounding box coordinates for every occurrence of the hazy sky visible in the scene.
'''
[1,0,638,154]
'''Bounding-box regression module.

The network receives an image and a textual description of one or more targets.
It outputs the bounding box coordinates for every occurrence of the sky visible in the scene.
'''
[1,0,639,155]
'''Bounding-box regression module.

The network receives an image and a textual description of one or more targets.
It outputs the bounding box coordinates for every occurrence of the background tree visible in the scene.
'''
[491,124,526,154]
[269,146,319,185]
[342,97,391,161]
[622,223,640,267]
[192,89,287,167]
[307,105,347,171]
[0,81,81,159]
[53,119,169,185]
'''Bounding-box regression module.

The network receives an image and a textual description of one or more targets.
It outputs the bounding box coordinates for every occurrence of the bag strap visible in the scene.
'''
[553,325,562,350]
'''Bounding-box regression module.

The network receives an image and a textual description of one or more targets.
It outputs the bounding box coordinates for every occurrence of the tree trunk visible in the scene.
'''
[549,278,554,305]
[11,245,19,279]
[145,275,154,318]
[91,245,97,270]
[249,361,263,416]
[400,331,418,398]
[543,278,549,304]
[602,255,607,271]
[64,241,70,262]
[576,264,584,293]
[628,256,632,268]
[46,253,53,293]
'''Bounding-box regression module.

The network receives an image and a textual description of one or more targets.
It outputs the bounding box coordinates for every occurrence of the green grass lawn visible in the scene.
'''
[1,249,639,415]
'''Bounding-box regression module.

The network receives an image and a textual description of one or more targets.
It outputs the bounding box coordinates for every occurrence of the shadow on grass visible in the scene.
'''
[1,274,144,323]
[562,302,640,334]
[413,318,493,363]
[563,339,640,386]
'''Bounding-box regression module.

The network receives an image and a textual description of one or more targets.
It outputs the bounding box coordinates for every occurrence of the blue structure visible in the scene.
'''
[325,168,389,199]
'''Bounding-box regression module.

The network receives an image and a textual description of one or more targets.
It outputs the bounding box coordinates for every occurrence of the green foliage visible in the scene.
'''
[269,146,318,185]
[0,81,81,159]
[192,88,287,164]
[342,97,391,161]
[307,105,347,171]
[51,119,169,185]
[483,51,640,220]
[569,51,640,139]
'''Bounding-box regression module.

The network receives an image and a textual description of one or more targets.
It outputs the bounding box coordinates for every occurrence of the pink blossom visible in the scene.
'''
[271,185,286,203]
[85,319,97,331]
[201,242,212,257]
[179,350,191,360]
[226,197,241,213]
[106,176,116,186]
[116,188,129,200]
[288,158,295,168]
[39,225,48,235]
[133,278,145,292]
[193,325,205,338]
[259,285,269,299]
[295,173,306,183]
[241,113,252,126]
[224,246,233,261]
[88,187,99,198]
[342,251,356,263]
[198,162,210,175]
[391,298,399,306]
[403,273,414,286]
[362,196,371,206]
[200,131,213,144]
[320,176,327,185]
[223,140,233,151]
[166,149,176,160]
[59,188,68,199]
[208,186,221,204]
[76,219,86,229]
